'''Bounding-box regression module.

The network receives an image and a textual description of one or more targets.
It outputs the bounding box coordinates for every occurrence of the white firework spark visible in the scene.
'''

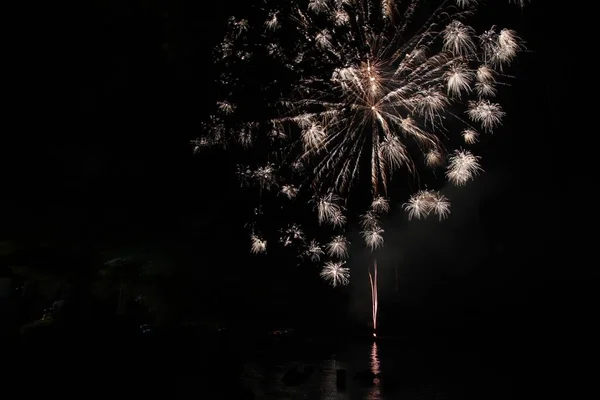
[360,211,380,230]
[237,163,278,190]
[510,0,530,7]
[446,149,483,186]
[467,100,506,132]
[314,193,346,227]
[462,129,479,144]
[217,101,235,115]
[279,223,305,246]
[326,235,350,259]
[361,226,385,251]
[250,234,267,254]
[360,210,384,250]
[280,184,298,199]
[403,190,451,221]
[320,261,350,287]
[252,163,278,190]
[370,196,390,214]
[304,239,325,262]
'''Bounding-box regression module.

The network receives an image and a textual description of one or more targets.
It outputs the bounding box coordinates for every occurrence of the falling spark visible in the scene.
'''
[279,223,305,246]
[280,184,298,199]
[446,149,483,186]
[250,234,267,254]
[403,190,451,221]
[304,239,325,262]
[326,235,350,259]
[320,261,350,287]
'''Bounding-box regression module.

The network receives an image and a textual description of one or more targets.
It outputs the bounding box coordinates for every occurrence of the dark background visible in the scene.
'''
[1,0,587,350]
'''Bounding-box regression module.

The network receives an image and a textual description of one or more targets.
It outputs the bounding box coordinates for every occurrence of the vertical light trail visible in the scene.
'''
[368,341,381,398]
[368,258,379,337]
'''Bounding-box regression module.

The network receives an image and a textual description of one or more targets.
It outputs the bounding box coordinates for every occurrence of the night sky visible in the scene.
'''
[2,1,582,332]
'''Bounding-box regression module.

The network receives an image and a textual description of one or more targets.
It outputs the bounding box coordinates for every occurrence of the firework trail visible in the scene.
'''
[369,258,378,336]
[194,0,524,333]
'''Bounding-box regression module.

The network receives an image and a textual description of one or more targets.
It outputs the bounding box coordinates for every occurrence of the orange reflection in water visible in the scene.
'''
[370,342,380,376]
[368,341,382,399]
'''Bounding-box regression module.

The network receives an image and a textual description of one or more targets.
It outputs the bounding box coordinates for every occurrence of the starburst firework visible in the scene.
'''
[320,261,351,287]
[326,235,350,259]
[403,189,451,221]
[196,0,524,299]
[303,239,325,262]
[250,234,267,254]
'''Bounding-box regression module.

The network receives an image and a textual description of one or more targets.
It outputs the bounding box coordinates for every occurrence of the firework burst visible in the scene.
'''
[250,234,267,254]
[326,235,350,259]
[320,261,351,287]
[195,0,524,326]
[403,189,451,221]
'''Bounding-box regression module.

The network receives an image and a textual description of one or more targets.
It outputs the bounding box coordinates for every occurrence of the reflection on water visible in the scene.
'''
[319,358,343,399]
[368,342,381,399]
[239,339,508,399]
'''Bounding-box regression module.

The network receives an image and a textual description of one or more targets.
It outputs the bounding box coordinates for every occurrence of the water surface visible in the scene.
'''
[240,338,514,399]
